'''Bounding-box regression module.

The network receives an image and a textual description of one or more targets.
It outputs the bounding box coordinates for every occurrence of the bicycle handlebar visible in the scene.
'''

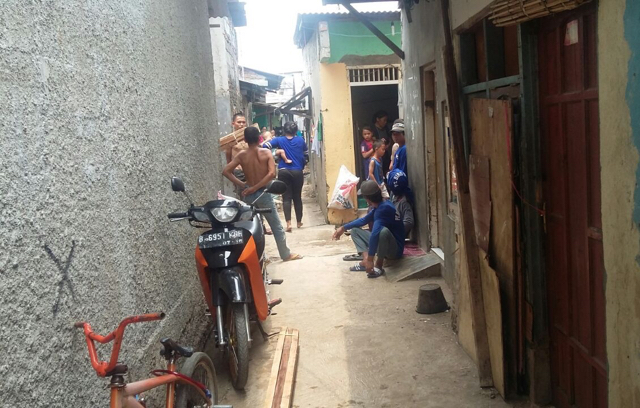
[75,312,165,377]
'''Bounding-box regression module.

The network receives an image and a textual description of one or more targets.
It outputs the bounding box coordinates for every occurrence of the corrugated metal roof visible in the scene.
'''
[298,10,400,16]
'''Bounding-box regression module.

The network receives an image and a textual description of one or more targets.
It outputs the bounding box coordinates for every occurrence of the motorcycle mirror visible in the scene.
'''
[265,180,287,195]
[171,177,185,192]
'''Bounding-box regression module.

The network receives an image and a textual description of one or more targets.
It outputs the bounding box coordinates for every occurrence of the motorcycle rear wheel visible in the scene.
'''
[226,302,250,390]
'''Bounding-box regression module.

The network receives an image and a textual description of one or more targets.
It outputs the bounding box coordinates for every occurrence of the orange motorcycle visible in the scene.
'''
[168,177,286,390]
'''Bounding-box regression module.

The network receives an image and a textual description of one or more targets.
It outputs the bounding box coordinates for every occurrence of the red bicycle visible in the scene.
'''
[75,312,224,408]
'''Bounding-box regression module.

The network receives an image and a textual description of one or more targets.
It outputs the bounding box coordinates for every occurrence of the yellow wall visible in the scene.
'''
[599,0,640,406]
[319,63,358,225]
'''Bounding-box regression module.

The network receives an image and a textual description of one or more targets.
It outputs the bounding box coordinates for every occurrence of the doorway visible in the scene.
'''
[538,4,606,407]
[350,84,399,182]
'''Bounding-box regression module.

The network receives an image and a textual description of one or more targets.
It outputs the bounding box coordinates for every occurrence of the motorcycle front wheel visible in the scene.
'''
[225,302,249,390]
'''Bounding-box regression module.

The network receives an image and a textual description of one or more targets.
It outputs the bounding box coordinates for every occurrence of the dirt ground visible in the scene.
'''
[214,185,515,408]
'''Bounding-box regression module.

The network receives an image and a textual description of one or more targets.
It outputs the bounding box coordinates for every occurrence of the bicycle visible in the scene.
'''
[75,312,227,408]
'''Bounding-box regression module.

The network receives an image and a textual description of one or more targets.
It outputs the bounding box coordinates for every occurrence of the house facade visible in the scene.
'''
[295,11,403,224]
[388,0,638,406]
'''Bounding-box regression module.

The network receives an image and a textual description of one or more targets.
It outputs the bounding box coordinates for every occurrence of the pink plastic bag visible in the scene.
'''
[328,165,360,210]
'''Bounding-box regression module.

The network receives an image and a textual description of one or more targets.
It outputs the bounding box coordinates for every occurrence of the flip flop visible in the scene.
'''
[349,263,367,272]
[284,253,303,262]
[343,254,364,262]
[367,268,385,279]
[285,227,292,233]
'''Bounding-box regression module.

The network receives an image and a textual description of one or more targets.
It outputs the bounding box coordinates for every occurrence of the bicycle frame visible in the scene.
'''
[110,371,210,408]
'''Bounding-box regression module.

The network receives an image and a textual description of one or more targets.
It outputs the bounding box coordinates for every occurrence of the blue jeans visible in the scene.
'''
[244,189,291,260]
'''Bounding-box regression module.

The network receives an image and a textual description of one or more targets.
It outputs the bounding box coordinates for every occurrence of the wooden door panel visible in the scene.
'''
[539,3,606,407]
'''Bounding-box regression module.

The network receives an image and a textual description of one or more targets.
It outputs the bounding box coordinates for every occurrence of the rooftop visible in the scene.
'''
[294,10,400,48]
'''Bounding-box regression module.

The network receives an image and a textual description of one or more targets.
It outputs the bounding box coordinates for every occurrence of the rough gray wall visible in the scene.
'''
[0,1,222,406]
[210,16,242,196]
[303,31,329,218]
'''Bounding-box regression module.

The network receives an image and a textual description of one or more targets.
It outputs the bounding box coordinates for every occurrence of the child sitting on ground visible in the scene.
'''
[368,140,389,198]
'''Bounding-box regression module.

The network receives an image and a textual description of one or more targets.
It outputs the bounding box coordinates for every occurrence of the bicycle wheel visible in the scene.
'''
[175,351,218,408]
[226,302,249,390]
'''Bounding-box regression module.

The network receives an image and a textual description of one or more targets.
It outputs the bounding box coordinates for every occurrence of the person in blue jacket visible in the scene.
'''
[262,121,308,232]
[390,120,407,175]
[332,180,405,278]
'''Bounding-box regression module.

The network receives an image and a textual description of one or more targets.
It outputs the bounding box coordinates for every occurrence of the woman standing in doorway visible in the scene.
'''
[263,122,308,233]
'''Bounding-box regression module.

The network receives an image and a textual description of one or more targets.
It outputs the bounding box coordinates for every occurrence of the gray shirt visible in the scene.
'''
[393,196,414,237]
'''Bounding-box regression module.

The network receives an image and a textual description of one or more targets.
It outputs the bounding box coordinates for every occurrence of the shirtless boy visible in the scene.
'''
[222,127,302,262]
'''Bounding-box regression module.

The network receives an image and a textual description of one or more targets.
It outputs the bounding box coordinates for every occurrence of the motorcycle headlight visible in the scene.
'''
[211,207,238,223]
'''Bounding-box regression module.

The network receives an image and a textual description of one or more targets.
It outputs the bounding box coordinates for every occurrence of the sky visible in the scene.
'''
[235,0,399,75]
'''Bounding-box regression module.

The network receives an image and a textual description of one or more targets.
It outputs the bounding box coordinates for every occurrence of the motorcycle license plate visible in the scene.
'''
[199,230,244,248]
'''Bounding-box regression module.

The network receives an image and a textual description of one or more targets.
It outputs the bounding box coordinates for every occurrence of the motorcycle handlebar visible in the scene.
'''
[255,208,273,214]
[168,212,189,219]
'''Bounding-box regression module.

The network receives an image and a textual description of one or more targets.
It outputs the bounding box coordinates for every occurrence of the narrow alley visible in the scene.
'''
[3,0,639,407]
[216,183,511,408]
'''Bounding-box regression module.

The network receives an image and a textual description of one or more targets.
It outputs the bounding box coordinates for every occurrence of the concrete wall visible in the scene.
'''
[0,1,221,406]
[599,0,640,406]
[210,16,241,134]
[401,1,458,284]
[450,0,492,30]
[210,15,242,196]
[401,0,482,372]
[303,31,329,214]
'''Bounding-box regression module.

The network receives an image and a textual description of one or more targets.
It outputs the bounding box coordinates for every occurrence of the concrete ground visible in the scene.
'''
[214,185,514,408]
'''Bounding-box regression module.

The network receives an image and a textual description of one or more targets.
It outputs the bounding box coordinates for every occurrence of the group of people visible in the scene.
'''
[221,110,414,280]
[222,113,307,262]
[333,110,413,279]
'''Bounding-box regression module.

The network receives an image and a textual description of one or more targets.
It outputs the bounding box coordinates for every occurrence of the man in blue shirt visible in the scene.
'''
[332,180,405,278]
[390,121,407,175]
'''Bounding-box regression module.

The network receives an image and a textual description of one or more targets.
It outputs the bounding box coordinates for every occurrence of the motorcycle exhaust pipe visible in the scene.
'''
[216,305,226,346]
[244,303,253,344]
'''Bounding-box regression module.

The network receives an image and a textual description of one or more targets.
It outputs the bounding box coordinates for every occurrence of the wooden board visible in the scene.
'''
[469,98,514,395]
[479,249,505,397]
[264,327,299,408]
[469,154,491,253]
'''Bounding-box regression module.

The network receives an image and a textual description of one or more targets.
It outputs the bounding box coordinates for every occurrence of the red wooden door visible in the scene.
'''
[538,4,607,408]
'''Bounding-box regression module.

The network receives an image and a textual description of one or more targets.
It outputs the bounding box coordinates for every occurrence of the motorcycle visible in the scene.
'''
[167,177,287,390]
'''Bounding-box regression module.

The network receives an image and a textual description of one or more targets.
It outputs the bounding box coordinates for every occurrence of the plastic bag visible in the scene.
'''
[217,191,245,204]
[328,165,360,210]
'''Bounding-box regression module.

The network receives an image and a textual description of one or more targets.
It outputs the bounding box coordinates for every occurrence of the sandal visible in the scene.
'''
[349,263,367,272]
[367,268,385,279]
[284,253,303,262]
[343,254,364,262]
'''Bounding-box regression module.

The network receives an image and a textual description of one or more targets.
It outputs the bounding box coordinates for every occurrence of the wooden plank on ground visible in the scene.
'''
[264,327,300,408]
[263,328,286,407]
[280,329,299,407]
